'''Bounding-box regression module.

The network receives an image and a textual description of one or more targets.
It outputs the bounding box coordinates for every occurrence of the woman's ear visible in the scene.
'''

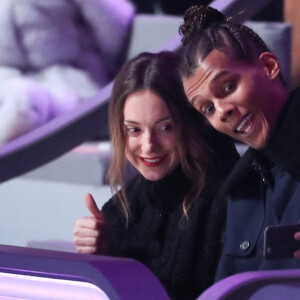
[258,52,280,80]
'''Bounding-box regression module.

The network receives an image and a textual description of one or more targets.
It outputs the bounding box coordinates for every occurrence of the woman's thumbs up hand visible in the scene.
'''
[73,193,109,254]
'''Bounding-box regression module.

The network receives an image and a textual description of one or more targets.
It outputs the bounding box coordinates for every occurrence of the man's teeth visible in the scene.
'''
[144,158,160,163]
[236,113,253,132]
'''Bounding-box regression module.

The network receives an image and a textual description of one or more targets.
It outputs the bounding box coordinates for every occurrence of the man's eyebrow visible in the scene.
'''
[210,70,232,87]
[190,71,233,106]
[190,95,201,106]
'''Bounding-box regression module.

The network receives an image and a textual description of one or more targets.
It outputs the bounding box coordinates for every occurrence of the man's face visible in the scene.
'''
[183,49,285,149]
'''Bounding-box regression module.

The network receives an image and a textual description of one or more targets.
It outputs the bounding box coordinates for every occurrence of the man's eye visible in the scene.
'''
[204,103,215,115]
[224,81,236,94]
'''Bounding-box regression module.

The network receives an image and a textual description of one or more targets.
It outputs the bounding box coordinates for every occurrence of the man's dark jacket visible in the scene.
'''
[216,87,300,281]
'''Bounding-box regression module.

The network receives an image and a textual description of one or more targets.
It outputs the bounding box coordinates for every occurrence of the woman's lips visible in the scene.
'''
[139,155,167,167]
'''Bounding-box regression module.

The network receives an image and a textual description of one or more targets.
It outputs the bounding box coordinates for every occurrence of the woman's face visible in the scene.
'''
[183,49,285,149]
[123,90,180,181]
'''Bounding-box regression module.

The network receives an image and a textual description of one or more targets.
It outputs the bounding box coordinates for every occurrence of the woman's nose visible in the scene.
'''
[141,131,156,153]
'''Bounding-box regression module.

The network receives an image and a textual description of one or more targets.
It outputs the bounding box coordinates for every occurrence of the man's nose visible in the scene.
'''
[215,100,234,121]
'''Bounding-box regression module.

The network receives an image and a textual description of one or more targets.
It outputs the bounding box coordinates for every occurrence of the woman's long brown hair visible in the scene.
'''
[107,51,216,221]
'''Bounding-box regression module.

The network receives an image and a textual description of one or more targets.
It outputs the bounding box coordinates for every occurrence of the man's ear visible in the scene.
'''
[258,52,280,80]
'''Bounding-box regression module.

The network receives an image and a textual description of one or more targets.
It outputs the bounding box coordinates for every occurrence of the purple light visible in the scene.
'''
[0,272,110,300]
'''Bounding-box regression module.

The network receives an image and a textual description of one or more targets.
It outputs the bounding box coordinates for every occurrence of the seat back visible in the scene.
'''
[197,269,300,300]
[0,244,170,300]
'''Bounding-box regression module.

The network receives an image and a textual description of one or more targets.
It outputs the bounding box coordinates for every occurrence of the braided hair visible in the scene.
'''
[179,5,269,78]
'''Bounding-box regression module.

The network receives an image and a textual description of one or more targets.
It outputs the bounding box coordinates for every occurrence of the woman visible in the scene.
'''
[179,5,300,281]
[74,51,239,299]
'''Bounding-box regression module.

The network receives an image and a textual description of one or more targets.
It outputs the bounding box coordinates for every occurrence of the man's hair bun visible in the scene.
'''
[179,5,227,45]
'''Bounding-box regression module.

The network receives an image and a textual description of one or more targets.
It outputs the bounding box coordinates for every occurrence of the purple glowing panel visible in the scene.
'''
[197,269,300,300]
[0,272,109,300]
[0,245,170,300]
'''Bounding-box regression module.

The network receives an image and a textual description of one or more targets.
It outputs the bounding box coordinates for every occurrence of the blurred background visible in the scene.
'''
[0,0,298,253]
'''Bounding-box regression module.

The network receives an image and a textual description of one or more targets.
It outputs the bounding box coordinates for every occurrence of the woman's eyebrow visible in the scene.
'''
[155,116,171,124]
[124,120,139,124]
[124,116,171,125]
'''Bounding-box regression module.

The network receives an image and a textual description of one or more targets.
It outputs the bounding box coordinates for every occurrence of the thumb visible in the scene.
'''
[84,193,106,223]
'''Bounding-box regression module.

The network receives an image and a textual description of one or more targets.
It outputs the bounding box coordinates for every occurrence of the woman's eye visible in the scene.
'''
[126,127,140,134]
[159,124,173,131]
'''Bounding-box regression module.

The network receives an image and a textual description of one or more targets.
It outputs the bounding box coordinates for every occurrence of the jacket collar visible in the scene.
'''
[263,87,300,177]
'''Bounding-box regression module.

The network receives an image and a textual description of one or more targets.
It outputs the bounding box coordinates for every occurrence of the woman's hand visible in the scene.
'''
[73,193,109,255]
